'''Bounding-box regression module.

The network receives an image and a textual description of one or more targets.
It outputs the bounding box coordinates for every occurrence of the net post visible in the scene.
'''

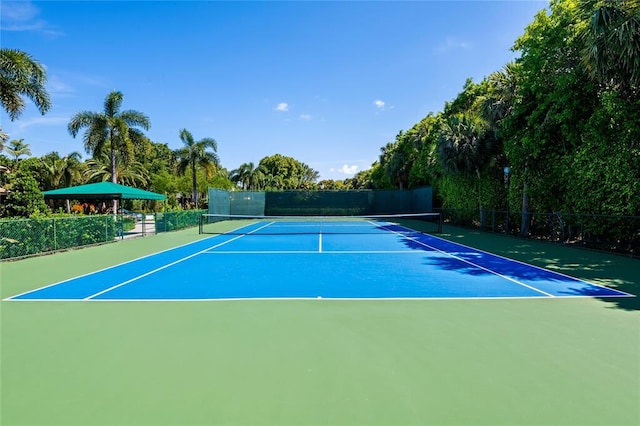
[437,212,443,233]
[198,214,203,234]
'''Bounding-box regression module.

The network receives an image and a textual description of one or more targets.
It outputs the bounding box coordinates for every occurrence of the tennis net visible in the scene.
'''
[199,213,442,235]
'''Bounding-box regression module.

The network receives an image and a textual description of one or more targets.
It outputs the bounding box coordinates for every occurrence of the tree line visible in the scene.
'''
[0,78,327,216]
[355,0,639,226]
[1,0,638,221]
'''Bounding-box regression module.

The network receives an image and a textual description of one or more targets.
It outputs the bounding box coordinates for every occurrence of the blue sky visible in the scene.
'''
[1,0,547,180]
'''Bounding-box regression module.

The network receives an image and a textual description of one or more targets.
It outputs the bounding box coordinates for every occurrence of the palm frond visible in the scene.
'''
[0,49,50,120]
[120,109,151,130]
[104,91,124,117]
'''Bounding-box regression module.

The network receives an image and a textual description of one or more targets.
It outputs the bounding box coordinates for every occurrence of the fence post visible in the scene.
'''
[505,210,510,235]
[491,210,495,232]
[53,217,58,252]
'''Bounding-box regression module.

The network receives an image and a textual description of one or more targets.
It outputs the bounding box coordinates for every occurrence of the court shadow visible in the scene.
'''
[414,244,626,299]
[430,226,639,311]
[402,235,575,281]
[598,295,639,311]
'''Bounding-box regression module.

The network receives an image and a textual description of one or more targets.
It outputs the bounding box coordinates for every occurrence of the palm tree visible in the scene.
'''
[580,0,640,92]
[379,141,403,190]
[379,134,416,191]
[68,91,150,185]
[230,162,251,190]
[40,151,84,190]
[480,62,520,125]
[0,48,51,121]
[263,174,284,190]
[174,129,219,207]
[40,151,84,212]
[437,114,497,216]
[231,162,266,190]
[299,164,319,187]
[481,62,533,235]
[84,152,149,187]
[4,139,31,162]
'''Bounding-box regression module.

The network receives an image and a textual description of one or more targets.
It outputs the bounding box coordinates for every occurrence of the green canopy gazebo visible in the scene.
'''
[43,182,166,201]
[43,182,166,214]
[43,182,167,238]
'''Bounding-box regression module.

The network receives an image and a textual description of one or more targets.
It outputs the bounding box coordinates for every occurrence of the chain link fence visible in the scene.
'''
[154,210,206,233]
[438,208,640,257]
[0,215,123,260]
[0,209,207,260]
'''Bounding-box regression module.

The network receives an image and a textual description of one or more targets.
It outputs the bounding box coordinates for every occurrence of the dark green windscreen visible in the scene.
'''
[208,188,432,216]
[229,191,265,216]
[208,189,230,215]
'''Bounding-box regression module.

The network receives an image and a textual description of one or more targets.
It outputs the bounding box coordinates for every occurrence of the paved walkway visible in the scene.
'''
[122,215,156,239]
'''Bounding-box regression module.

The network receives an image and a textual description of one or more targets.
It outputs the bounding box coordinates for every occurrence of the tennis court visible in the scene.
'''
[4,215,632,302]
[2,221,639,426]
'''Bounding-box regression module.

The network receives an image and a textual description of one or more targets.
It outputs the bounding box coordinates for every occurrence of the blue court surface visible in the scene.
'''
[5,220,633,301]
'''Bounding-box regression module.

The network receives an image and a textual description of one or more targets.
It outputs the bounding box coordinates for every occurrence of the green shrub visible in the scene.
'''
[155,210,205,233]
[0,215,118,260]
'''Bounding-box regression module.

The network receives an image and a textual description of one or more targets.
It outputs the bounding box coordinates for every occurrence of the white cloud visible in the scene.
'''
[0,1,63,36]
[434,37,472,54]
[16,115,71,131]
[275,102,289,112]
[299,113,311,120]
[47,75,75,96]
[374,100,385,109]
[329,164,358,175]
[0,1,40,22]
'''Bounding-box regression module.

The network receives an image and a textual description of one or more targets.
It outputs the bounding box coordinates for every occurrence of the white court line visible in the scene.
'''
[10,294,632,303]
[83,222,278,300]
[365,221,632,297]
[3,221,275,302]
[2,233,221,301]
[417,230,636,297]
[383,228,556,297]
[210,222,554,298]
[7,220,633,302]
[201,250,423,254]
[83,235,248,300]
